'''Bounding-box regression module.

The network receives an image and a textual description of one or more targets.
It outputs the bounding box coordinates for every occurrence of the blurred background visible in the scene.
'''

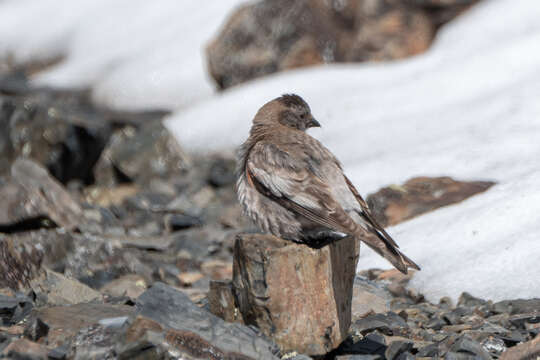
[1,0,539,316]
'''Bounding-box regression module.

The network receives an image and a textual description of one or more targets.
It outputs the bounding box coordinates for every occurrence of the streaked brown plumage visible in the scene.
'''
[236,94,420,274]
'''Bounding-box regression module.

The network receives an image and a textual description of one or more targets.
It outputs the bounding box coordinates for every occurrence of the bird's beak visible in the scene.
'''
[308,117,321,128]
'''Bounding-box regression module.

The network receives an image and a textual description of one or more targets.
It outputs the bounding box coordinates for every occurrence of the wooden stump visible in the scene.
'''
[232,233,360,355]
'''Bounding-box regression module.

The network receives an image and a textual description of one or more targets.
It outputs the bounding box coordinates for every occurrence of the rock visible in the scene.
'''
[1,338,50,360]
[334,333,387,358]
[94,122,189,185]
[135,282,279,359]
[416,342,440,357]
[499,334,540,360]
[208,280,243,323]
[176,271,204,286]
[23,317,49,342]
[442,307,472,325]
[0,293,33,326]
[352,312,408,336]
[200,259,233,280]
[457,292,488,308]
[0,98,16,174]
[100,274,147,299]
[366,176,495,226]
[83,184,139,208]
[508,313,540,329]
[207,157,236,187]
[232,233,359,355]
[493,298,540,315]
[352,276,392,320]
[0,90,114,184]
[36,303,134,347]
[0,71,31,95]
[413,0,480,29]
[385,340,413,360]
[448,335,492,360]
[335,355,381,360]
[165,213,203,232]
[29,268,103,306]
[481,336,506,356]
[0,235,43,290]
[0,158,83,232]
[207,0,435,89]
[116,234,173,251]
[116,318,168,360]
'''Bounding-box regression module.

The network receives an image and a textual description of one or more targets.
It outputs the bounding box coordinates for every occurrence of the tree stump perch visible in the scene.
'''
[231,233,360,355]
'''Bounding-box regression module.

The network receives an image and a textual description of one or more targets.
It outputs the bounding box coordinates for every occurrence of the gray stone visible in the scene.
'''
[0,158,83,232]
[352,312,408,336]
[493,298,540,315]
[385,340,413,360]
[23,317,49,341]
[29,268,103,306]
[0,293,33,326]
[136,282,279,359]
[36,303,134,348]
[94,122,189,186]
[449,335,492,360]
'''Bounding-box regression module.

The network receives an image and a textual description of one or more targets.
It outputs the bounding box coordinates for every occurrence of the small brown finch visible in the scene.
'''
[236,94,420,274]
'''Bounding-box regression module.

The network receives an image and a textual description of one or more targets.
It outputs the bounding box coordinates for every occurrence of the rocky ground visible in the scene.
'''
[0,69,539,360]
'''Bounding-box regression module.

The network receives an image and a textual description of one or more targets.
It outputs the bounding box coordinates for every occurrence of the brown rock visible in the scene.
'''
[206,0,438,89]
[0,158,83,232]
[499,334,540,360]
[201,259,233,280]
[208,280,243,323]
[2,338,49,359]
[83,184,139,207]
[232,233,360,355]
[367,176,495,226]
[177,271,204,286]
[37,303,134,347]
[100,274,147,299]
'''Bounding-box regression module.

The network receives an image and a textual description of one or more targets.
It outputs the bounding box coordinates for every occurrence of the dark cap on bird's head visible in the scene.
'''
[253,93,320,131]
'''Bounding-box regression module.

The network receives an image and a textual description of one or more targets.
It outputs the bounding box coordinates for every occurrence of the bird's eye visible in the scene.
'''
[300,113,306,119]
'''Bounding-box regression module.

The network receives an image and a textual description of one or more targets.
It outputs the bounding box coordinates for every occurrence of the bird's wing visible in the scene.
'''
[245,141,360,236]
[246,141,420,273]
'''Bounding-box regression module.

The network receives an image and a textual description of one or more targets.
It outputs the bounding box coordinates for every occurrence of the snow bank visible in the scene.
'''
[165,0,540,301]
[0,0,245,110]
[1,0,539,301]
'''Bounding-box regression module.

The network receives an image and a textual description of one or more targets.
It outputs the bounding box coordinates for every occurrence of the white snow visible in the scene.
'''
[0,0,245,110]
[1,0,540,302]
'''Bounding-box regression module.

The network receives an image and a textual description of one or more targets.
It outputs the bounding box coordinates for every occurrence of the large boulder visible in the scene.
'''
[207,0,478,89]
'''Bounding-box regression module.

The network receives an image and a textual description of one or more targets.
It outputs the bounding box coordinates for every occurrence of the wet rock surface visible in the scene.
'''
[0,69,536,359]
[207,0,480,89]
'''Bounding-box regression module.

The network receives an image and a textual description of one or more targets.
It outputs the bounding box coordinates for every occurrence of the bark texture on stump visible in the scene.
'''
[232,233,360,355]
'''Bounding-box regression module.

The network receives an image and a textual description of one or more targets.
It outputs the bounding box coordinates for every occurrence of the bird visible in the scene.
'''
[236,94,420,274]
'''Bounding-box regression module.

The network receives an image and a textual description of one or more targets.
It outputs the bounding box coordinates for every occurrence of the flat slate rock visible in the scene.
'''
[135,282,279,360]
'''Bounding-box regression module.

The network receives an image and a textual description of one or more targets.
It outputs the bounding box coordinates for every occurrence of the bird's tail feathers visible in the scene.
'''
[357,232,420,274]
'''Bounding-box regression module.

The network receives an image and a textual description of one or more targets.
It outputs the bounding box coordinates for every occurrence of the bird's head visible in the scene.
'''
[254,94,320,131]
